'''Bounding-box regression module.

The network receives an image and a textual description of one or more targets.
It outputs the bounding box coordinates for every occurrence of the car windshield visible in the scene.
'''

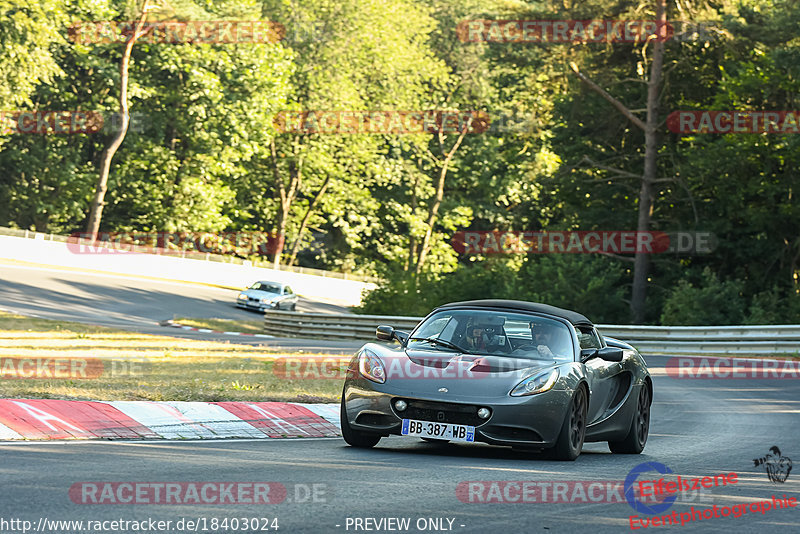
[408,309,574,362]
[250,282,280,293]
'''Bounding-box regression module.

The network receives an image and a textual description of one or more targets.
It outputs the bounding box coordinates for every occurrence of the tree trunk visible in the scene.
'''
[269,138,302,269]
[85,0,151,240]
[272,202,289,269]
[406,169,421,272]
[286,174,331,267]
[415,128,468,275]
[631,0,667,323]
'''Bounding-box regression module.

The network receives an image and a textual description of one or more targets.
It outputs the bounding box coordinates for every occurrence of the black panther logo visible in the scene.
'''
[753,446,792,483]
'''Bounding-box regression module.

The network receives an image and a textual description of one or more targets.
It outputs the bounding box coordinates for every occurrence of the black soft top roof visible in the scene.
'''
[435,299,593,327]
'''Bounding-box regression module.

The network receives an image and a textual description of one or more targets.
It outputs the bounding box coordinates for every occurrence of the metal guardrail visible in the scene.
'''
[263,311,800,355]
[0,226,378,282]
[596,324,800,355]
[263,311,421,340]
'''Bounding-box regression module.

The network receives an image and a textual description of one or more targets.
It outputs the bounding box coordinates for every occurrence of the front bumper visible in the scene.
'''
[343,378,573,448]
[237,299,278,311]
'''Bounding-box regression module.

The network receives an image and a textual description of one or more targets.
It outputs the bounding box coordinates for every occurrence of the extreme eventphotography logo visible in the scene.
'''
[753,446,793,483]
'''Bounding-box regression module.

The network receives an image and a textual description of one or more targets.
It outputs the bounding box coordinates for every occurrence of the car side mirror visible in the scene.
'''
[376,325,394,341]
[581,347,623,363]
[376,325,408,345]
[597,347,624,362]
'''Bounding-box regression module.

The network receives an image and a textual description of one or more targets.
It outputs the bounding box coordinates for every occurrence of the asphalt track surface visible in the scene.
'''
[0,263,362,353]
[1,263,799,532]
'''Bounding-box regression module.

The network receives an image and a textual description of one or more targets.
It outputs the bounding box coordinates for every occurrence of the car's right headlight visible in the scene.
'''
[358,350,386,384]
[510,368,559,396]
[237,294,247,300]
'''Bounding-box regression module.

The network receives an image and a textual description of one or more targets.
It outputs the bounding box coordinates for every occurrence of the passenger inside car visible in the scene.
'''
[511,319,573,360]
[464,316,509,353]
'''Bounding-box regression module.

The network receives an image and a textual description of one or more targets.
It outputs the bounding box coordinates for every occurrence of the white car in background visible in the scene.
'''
[236,281,298,312]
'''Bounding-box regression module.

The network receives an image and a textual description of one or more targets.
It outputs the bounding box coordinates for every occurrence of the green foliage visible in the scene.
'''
[660,268,746,326]
[745,288,800,325]
[0,0,66,109]
[516,255,629,324]
[0,136,95,231]
[358,255,628,323]
[357,259,519,316]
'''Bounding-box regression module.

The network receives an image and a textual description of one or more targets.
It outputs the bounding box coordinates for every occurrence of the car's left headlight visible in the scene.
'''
[358,350,386,384]
[510,368,559,397]
[237,294,247,300]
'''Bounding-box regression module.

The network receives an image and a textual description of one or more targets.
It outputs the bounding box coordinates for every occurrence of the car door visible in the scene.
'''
[580,327,625,424]
[284,286,296,307]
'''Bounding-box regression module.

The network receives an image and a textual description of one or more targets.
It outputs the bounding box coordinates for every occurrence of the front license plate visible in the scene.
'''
[401,419,474,442]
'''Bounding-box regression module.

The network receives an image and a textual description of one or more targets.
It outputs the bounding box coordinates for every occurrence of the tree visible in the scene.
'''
[0,0,65,110]
[257,0,446,269]
[567,0,667,323]
[85,0,152,238]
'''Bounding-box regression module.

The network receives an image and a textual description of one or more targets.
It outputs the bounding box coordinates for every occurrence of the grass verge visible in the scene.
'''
[0,312,344,402]
[173,316,264,334]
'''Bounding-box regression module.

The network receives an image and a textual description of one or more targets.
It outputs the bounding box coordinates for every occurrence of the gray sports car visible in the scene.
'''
[340,299,652,460]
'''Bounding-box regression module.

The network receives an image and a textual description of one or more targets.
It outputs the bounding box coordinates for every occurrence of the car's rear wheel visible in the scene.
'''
[289,302,297,311]
[609,384,650,454]
[550,386,587,461]
[340,396,381,448]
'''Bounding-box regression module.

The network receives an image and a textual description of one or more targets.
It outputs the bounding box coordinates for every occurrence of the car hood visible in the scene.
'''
[362,343,561,397]
[404,349,547,374]
[240,289,281,299]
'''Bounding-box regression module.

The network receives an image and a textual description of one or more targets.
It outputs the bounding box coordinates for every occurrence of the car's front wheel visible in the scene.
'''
[550,386,587,461]
[340,396,381,448]
[609,384,650,454]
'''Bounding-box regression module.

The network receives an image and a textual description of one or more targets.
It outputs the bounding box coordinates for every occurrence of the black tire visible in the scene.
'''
[550,386,587,461]
[609,384,650,454]
[340,396,381,448]
[289,302,297,311]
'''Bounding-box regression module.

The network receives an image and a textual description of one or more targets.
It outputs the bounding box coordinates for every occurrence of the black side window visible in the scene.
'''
[577,327,602,349]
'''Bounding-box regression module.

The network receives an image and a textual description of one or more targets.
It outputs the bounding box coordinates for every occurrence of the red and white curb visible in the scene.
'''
[159,319,274,338]
[0,399,340,441]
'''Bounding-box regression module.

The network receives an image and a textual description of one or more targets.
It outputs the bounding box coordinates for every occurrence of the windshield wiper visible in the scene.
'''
[409,336,472,354]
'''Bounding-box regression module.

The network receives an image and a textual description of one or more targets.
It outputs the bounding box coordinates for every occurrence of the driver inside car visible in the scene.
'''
[464,317,507,353]
[513,320,561,358]
[531,322,556,358]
